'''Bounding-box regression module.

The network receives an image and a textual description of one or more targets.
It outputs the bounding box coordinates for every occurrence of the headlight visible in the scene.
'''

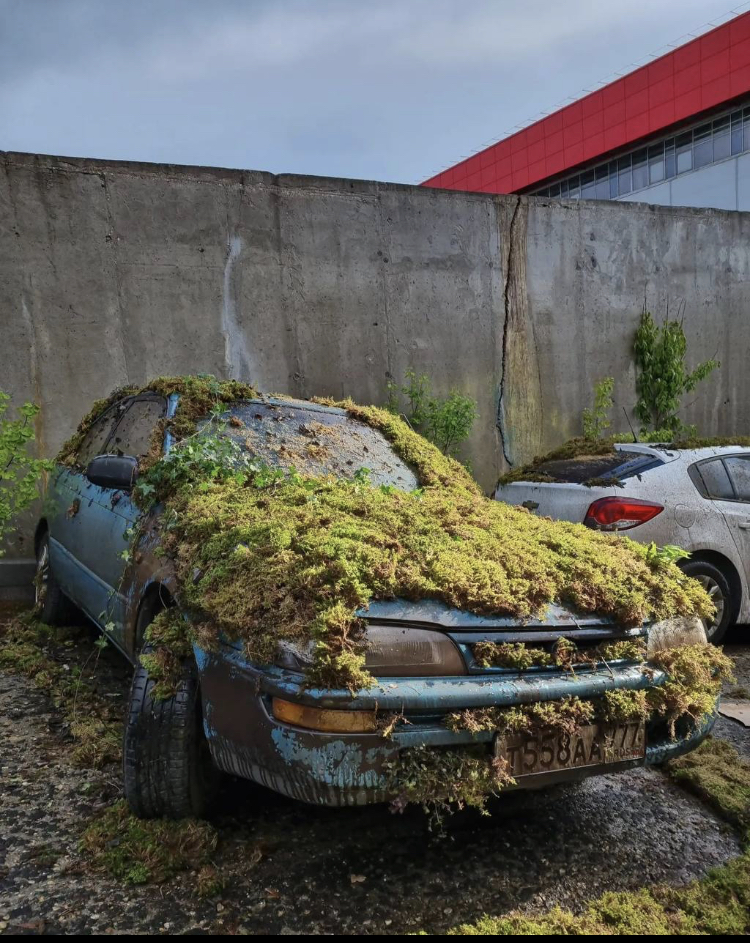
[363,625,467,677]
[274,625,467,677]
[647,616,707,655]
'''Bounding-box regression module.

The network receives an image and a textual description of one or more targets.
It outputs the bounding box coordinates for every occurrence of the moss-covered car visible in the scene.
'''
[34,377,729,820]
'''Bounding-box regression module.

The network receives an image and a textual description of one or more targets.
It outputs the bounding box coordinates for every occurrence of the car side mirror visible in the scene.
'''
[86,454,138,491]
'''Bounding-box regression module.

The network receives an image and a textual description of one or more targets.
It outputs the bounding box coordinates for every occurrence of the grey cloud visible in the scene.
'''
[0,0,738,184]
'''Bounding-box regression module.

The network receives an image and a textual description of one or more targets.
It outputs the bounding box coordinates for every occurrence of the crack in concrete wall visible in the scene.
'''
[496,197,543,469]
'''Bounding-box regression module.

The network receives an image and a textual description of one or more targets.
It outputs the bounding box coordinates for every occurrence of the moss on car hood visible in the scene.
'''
[65,378,709,691]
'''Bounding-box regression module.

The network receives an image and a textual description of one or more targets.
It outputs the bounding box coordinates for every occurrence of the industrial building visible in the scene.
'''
[423,10,750,210]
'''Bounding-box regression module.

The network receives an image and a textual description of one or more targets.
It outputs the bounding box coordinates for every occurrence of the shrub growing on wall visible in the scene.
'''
[633,308,719,436]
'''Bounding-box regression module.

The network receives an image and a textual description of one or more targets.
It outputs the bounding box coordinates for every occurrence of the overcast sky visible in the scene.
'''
[0,0,745,184]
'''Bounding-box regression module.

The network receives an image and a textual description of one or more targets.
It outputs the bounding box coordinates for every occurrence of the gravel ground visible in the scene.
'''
[0,615,748,936]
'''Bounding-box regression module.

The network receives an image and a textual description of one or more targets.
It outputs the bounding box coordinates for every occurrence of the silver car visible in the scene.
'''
[495,443,750,643]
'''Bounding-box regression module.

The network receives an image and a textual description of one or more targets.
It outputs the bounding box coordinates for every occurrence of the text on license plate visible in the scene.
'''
[495,722,645,778]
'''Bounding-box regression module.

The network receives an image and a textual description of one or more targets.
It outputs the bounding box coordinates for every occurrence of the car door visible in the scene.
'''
[707,454,750,579]
[47,398,128,624]
[49,394,167,647]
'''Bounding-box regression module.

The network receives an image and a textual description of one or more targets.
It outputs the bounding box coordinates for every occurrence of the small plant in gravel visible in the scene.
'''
[81,800,218,885]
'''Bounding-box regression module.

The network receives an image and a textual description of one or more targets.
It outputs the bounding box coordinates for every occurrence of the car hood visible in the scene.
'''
[357,598,618,631]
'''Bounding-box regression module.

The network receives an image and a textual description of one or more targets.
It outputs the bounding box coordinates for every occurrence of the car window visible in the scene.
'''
[76,402,126,467]
[533,452,662,484]
[692,458,735,500]
[108,396,167,459]
[723,456,750,502]
[217,399,420,491]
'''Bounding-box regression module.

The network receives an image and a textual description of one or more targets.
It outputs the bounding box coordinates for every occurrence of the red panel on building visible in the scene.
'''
[423,11,750,194]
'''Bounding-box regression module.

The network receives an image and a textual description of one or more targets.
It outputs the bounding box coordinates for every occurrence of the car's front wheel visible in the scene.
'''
[679,559,734,644]
[123,633,220,819]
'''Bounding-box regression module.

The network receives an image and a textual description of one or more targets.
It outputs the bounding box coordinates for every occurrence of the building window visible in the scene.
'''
[531,99,750,202]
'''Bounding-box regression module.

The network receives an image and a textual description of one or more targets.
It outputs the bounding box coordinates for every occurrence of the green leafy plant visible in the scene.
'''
[387,370,477,457]
[645,542,691,567]
[633,308,719,435]
[582,377,615,441]
[0,391,51,555]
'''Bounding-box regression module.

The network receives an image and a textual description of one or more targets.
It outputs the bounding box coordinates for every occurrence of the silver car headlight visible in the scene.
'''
[363,625,467,677]
[647,616,707,655]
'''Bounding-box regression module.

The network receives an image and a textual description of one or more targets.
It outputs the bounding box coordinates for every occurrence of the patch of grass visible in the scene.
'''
[0,614,121,767]
[450,738,750,935]
[81,800,218,885]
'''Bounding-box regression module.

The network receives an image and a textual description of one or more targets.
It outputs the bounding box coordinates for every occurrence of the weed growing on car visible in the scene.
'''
[76,378,714,694]
[448,738,750,935]
[81,800,218,885]
[0,613,121,767]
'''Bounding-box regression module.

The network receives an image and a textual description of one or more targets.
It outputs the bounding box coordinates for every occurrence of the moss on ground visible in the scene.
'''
[80,800,218,885]
[56,378,712,691]
[0,614,121,767]
[449,739,750,935]
[667,738,750,829]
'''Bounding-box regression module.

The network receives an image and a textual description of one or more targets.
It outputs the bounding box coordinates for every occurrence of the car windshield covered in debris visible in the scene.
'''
[35,378,728,822]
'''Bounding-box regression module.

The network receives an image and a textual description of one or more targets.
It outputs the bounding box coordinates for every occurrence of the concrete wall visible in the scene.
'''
[2,150,750,572]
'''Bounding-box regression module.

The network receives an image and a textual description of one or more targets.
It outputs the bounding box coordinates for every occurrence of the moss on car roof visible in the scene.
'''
[54,377,711,691]
[498,434,750,487]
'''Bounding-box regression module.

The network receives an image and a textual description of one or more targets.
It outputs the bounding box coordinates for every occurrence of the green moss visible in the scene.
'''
[81,800,218,885]
[473,641,552,670]
[473,637,647,671]
[497,436,622,486]
[498,435,750,488]
[449,860,750,934]
[61,377,713,691]
[386,745,514,824]
[56,375,257,470]
[450,737,750,935]
[668,738,750,829]
[447,644,731,743]
[0,614,121,768]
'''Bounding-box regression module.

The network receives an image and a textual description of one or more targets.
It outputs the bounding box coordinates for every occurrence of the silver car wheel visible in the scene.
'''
[35,540,49,607]
[696,575,725,640]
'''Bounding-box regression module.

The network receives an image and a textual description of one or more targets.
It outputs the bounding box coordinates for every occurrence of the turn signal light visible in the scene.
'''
[272,698,378,733]
[584,497,664,531]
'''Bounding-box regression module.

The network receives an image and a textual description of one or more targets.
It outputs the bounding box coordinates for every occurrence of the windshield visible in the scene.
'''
[212,398,420,491]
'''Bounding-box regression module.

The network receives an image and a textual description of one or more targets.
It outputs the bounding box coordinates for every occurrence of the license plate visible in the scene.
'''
[495,722,645,779]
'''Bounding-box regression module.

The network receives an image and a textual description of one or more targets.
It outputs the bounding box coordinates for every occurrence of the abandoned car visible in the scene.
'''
[34,380,724,819]
[495,441,750,643]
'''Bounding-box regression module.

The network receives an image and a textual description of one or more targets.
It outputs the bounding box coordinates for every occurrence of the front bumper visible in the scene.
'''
[194,646,718,807]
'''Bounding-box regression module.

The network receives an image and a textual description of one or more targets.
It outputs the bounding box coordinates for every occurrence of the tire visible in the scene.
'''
[679,559,734,644]
[34,532,74,625]
[123,616,220,819]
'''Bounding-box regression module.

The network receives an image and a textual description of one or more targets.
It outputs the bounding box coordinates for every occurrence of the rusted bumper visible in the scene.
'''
[193,646,718,807]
